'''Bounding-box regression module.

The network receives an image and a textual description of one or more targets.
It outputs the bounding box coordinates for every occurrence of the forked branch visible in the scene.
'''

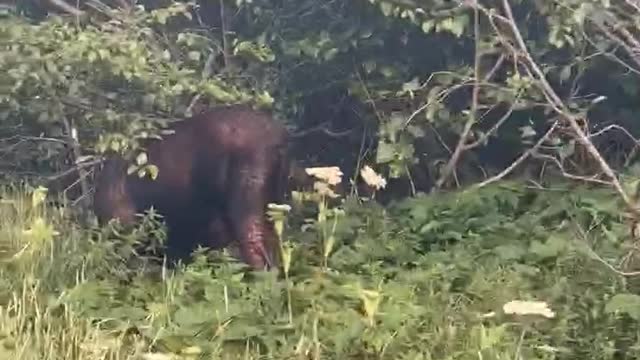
[470,0,637,214]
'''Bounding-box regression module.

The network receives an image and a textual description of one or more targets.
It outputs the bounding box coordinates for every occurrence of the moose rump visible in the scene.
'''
[93,105,289,270]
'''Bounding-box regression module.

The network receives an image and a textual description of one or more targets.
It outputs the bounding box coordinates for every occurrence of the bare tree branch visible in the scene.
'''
[474,120,559,189]
[47,0,84,16]
[463,100,517,150]
[487,0,637,213]
[531,153,612,186]
[573,221,640,277]
[435,3,482,189]
[289,122,355,138]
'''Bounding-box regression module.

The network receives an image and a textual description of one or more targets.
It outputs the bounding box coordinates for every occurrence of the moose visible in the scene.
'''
[92,105,289,270]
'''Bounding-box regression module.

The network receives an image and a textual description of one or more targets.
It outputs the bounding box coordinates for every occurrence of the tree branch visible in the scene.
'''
[435,3,482,189]
[47,0,84,16]
[474,120,559,189]
[495,0,636,213]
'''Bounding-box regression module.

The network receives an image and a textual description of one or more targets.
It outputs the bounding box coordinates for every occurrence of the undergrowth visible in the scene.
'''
[0,180,639,359]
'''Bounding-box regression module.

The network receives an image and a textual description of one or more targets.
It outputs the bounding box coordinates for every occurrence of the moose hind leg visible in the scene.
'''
[194,209,233,251]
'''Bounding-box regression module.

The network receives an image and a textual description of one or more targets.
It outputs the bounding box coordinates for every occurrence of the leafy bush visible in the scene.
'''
[0,181,638,359]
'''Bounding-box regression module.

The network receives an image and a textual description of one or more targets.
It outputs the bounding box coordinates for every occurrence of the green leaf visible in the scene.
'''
[380,2,393,17]
[173,305,210,328]
[402,77,420,92]
[127,164,138,175]
[136,152,148,166]
[376,141,396,164]
[494,244,526,261]
[147,164,159,180]
[421,20,434,33]
[187,51,200,61]
[450,16,467,37]
[324,47,339,61]
[559,66,572,83]
[256,91,274,107]
[605,294,640,320]
[530,235,569,259]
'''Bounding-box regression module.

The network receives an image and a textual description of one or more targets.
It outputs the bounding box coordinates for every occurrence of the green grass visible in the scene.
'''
[0,181,638,359]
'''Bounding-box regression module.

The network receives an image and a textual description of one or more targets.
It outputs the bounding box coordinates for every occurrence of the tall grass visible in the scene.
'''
[0,185,144,359]
[0,182,637,359]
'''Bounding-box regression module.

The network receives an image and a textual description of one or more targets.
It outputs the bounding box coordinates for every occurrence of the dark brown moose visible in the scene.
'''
[93,105,289,270]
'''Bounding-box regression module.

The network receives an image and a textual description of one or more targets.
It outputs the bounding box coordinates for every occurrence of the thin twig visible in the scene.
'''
[403,80,474,127]
[435,3,482,189]
[531,153,612,186]
[46,159,103,182]
[186,51,217,114]
[289,122,354,138]
[48,0,84,16]
[588,124,640,146]
[219,0,230,68]
[573,221,640,277]
[463,100,517,149]
[474,121,559,188]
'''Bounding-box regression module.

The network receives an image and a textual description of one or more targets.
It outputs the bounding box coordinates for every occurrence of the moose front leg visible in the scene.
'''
[227,153,278,270]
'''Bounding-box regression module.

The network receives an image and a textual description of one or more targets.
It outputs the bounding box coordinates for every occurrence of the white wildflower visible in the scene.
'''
[313,181,339,198]
[267,203,292,212]
[503,300,555,319]
[479,311,496,318]
[141,353,177,360]
[305,166,343,186]
[359,165,387,190]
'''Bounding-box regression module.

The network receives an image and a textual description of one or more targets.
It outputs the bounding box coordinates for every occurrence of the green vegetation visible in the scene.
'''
[0,182,638,359]
[4,0,640,358]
